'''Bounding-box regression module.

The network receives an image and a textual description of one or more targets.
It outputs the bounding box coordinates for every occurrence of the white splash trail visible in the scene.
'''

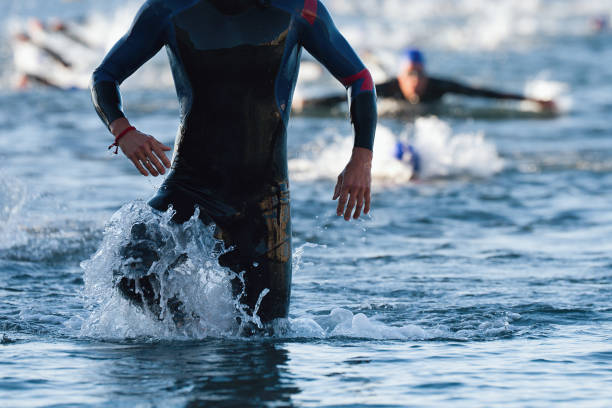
[289,118,504,185]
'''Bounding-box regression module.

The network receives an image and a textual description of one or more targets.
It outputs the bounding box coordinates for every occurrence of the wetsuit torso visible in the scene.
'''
[91,0,376,323]
[375,77,525,104]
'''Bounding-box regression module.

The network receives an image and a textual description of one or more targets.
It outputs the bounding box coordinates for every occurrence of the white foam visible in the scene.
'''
[412,117,505,179]
[324,0,612,51]
[523,74,572,113]
[286,308,432,340]
[289,118,503,185]
[284,307,520,340]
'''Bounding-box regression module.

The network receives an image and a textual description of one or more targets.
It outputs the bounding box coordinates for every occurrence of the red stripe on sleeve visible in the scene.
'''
[340,69,374,92]
[301,0,318,25]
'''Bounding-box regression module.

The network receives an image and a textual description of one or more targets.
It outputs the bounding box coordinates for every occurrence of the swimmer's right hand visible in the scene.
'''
[537,99,557,112]
[111,119,172,177]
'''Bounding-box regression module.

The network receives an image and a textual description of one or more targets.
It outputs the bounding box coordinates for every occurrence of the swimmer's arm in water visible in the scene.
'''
[374,79,402,99]
[299,80,397,110]
[439,78,556,110]
[300,94,347,110]
[298,0,377,220]
[90,0,171,176]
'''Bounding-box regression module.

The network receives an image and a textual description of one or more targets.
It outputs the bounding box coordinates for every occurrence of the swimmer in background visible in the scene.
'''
[301,48,556,111]
[47,19,94,49]
[13,18,97,89]
[591,15,609,33]
[12,32,71,89]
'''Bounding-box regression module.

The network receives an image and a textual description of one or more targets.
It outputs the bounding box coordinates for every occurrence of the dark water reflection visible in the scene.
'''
[83,340,299,407]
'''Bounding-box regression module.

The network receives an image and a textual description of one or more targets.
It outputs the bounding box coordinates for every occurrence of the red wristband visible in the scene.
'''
[108,126,136,154]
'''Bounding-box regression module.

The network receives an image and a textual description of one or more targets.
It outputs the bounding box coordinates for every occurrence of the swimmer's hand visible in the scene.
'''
[530,98,557,112]
[110,118,172,177]
[333,147,372,221]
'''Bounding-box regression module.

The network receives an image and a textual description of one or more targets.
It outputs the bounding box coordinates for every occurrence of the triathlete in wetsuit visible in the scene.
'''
[303,48,555,110]
[90,0,377,325]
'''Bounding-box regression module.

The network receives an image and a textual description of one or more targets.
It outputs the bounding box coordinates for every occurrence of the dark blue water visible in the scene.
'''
[1,0,612,406]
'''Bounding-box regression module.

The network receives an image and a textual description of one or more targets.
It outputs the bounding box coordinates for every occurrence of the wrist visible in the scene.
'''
[108,118,136,154]
[351,146,373,162]
[109,117,132,138]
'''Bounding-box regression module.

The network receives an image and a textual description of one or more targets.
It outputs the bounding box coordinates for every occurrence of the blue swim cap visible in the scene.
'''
[402,48,425,65]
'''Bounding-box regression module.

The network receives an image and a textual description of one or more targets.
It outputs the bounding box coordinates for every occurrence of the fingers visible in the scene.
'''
[138,151,159,176]
[129,156,148,176]
[117,129,173,177]
[336,186,364,220]
[343,191,357,221]
[333,174,343,200]
[336,188,348,217]
[335,186,371,221]
[353,194,364,219]
[146,150,165,175]
[152,141,172,168]
[364,188,371,214]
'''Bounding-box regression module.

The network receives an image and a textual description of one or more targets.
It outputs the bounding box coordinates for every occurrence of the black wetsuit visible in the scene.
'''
[376,77,526,104]
[90,0,377,323]
[304,75,526,108]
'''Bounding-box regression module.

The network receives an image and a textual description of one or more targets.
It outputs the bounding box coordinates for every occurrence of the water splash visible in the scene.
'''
[523,74,572,113]
[80,201,244,340]
[283,307,522,341]
[289,119,503,185]
[411,117,504,179]
[286,308,431,340]
[0,176,28,249]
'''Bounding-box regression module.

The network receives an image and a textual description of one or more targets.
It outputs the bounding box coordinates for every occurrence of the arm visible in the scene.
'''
[442,78,556,109]
[375,79,402,99]
[298,0,377,220]
[91,0,171,176]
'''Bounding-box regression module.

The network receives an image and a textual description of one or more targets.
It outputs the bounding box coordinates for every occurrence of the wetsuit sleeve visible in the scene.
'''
[90,1,168,129]
[438,78,526,101]
[298,0,377,151]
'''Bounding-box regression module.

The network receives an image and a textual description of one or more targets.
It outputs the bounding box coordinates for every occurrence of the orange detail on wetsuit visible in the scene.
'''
[341,68,374,92]
[301,0,317,25]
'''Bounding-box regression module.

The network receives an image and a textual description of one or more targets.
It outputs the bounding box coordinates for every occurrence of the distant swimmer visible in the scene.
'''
[591,15,609,33]
[302,48,556,111]
[48,19,93,49]
[90,0,376,330]
[12,32,71,89]
[12,18,98,89]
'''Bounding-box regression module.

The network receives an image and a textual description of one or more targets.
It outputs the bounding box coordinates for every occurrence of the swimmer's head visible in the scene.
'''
[28,19,45,33]
[14,32,31,43]
[402,48,425,66]
[49,19,67,32]
[398,48,428,97]
[591,15,609,32]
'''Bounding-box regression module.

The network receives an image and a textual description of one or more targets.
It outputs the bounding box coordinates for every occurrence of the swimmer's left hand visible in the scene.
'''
[333,147,373,221]
[533,99,557,112]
